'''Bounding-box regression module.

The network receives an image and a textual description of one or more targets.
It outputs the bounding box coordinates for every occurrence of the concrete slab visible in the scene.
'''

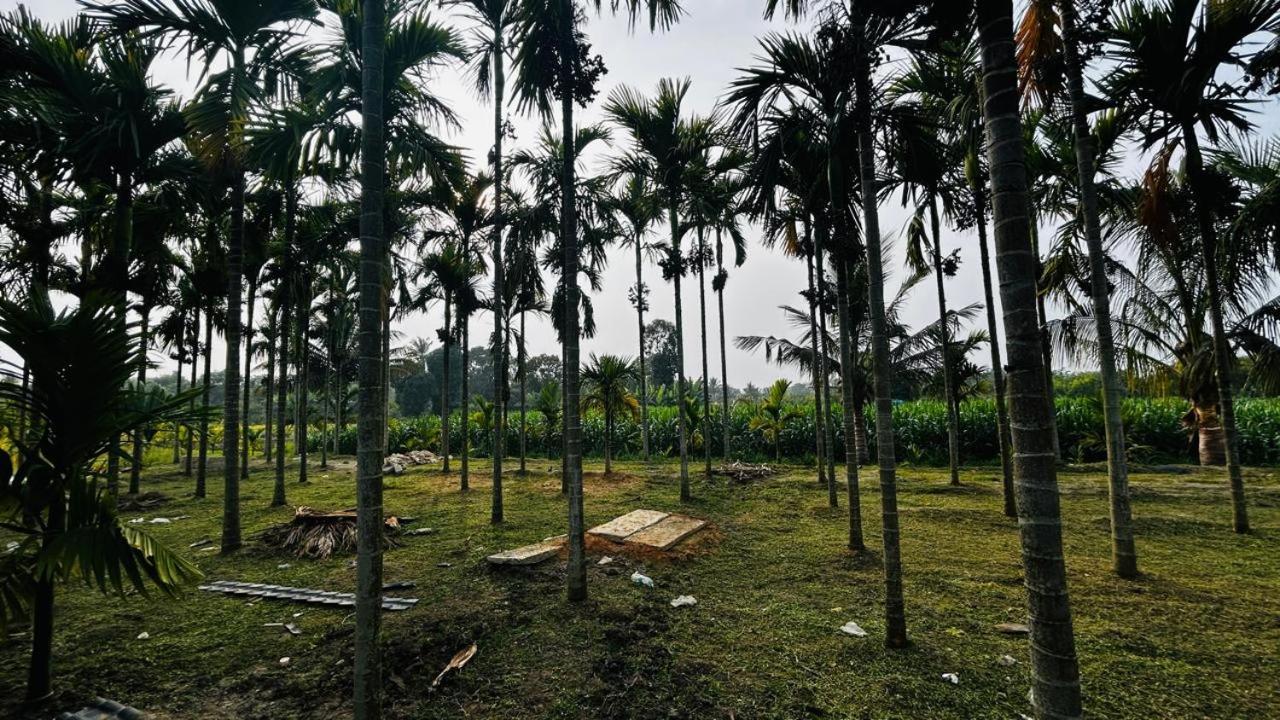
[625,515,707,550]
[587,509,669,542]
[486,539,562,566]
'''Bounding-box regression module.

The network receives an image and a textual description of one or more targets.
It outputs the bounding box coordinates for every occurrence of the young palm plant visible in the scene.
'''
[748,378,803,461]
[580,354,641,475]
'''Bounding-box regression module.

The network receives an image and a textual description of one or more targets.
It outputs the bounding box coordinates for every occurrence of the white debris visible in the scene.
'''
[149,517,172,524]
[279,657,291,666]
[941,673,960,685]
[630,571,655,588]
[597,556,614,565]
[277,563,292,569]
[136,632,150,640]
[998,654,1018,667]
[4,541,18,554]
[839,621,868,637]
[670,595,697,608]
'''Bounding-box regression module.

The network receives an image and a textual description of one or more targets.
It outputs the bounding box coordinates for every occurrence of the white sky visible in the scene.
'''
[5,0,1278,390]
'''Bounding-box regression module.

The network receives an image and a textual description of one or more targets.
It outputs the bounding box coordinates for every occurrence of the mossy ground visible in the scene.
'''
[2,455,1278,719]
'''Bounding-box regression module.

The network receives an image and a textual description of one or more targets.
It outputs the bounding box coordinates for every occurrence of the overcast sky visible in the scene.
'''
[6,0,1278,390]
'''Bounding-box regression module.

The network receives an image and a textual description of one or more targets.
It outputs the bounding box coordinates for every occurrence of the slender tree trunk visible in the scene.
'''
[321,360,330,468]
[297,282,310,484]
[852,400,870,465]
[129,304,150,495]
[186,307,198,477]
[491,24,507,524]
[604,406,613,475]
[978,4,1082,716]
[382,308,391,454]
[106,178,133,498]
[520,310,528,473]
[635,231,651,460]
[240,279,256,480]
[715,228,731,460]
[697,231,712,475]
[461,311,470,491]
[805,223,827,486]
[264,298,277,463]
[853,17,907,648]
[1182,123,1249,533]
[354,0,388,714]
[441,296,452,473]
[1061,0,1139,571]
[837,255,865,552]
[174,326,184,465]
[197,311,213,498]
[815,222,838,504]
[1032,221,1061,462]
[928,198,962,485]
[670,205,691,502]
[24,492,63,702]
[221,54,247,551]
[560,0,587,602]
[973,184,1015,517]
[274,280,291,507]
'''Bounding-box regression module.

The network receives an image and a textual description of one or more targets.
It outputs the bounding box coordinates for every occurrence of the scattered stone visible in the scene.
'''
[597,556,614,565]
[588,509,669,542]
[998,654,1018,667]
[941,673,960,685]
[630,572,655,588]
[436,562,453,568]
[670,595,697,608]
[626,515,708,550]
[382,450,442,475]
[995,622,1031,635]
[279,657,291,667]
[486,538,562,566]
[136,632,150,640]
[839,621,868,637]
[277,563,291,569]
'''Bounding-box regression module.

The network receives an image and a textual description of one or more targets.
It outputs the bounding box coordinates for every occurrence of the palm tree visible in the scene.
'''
[1101,0,1280,533]
[604,77,718,501]
[514,0,680,602]
[504,188,550,473]
[748,378,803,461]
[452,0,524,522]
[581,354,640,474]
[977,0,1083,715]
[609,174,661,460]
[0,290,203,702]
[87,0,321,554]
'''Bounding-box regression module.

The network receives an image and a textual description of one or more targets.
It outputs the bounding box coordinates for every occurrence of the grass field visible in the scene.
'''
[2,457,1278,719]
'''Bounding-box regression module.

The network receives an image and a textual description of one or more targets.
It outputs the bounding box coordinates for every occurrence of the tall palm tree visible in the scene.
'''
[1101,0,1280,534]
[1015,0,1139,574]
[504,188,550,473]
[977,0,1083,715]
[581,354,640,474]
[513,0,680,603]
[87,0,322,554]
[604,77,718,501]
[609,174,661,460]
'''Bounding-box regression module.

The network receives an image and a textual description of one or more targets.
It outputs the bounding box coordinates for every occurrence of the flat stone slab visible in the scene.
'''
[486,539,562,566]
[588,509,669,542]
[624,515,707,550]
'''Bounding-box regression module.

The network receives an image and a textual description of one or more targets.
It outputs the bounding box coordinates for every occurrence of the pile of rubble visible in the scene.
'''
[382,449,442,475]
[712,461,776,483]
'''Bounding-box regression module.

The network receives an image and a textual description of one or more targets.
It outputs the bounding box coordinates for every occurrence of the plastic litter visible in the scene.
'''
[670,595,697,608]
[941,673,960,685]
[839,621,868,637]
[630,571,655,588]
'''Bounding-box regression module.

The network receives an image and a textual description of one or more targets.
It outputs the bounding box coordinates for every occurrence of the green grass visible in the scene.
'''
[2,456,1278,719]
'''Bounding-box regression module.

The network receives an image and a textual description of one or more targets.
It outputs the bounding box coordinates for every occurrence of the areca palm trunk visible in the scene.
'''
[174,323,185,465]
[928,197,961,485]
[977,2,1082,716]
[129,304,151,495]
[815,222,837,503]
[836,255,865,552]
[241,278,257,480]
[354,0,388,714]
[1031,222,1061,461]
[853,14,907,648]
[461,309,470,491]
[520,309,528,473]
[274,282,290,507]
[441,293,451,473]
[264,300,276,463]
[604,405,613,474]
[805,227,827,485]
[696,232,712,475]
[715,228,730,459]
[1061,0,1138,572]
[297,282,311,484]
[973,183,1015,517]
[669,204,691,502]
[491,22,507,524]
[221,54,248,552]
[197,311,213,498]
[635,231,651,460]
[1181,122,1249,534]
[559,0,587,603]
[186,307,198,477]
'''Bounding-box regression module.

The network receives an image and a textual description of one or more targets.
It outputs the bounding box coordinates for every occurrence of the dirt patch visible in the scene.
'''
[581,524,722,565]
